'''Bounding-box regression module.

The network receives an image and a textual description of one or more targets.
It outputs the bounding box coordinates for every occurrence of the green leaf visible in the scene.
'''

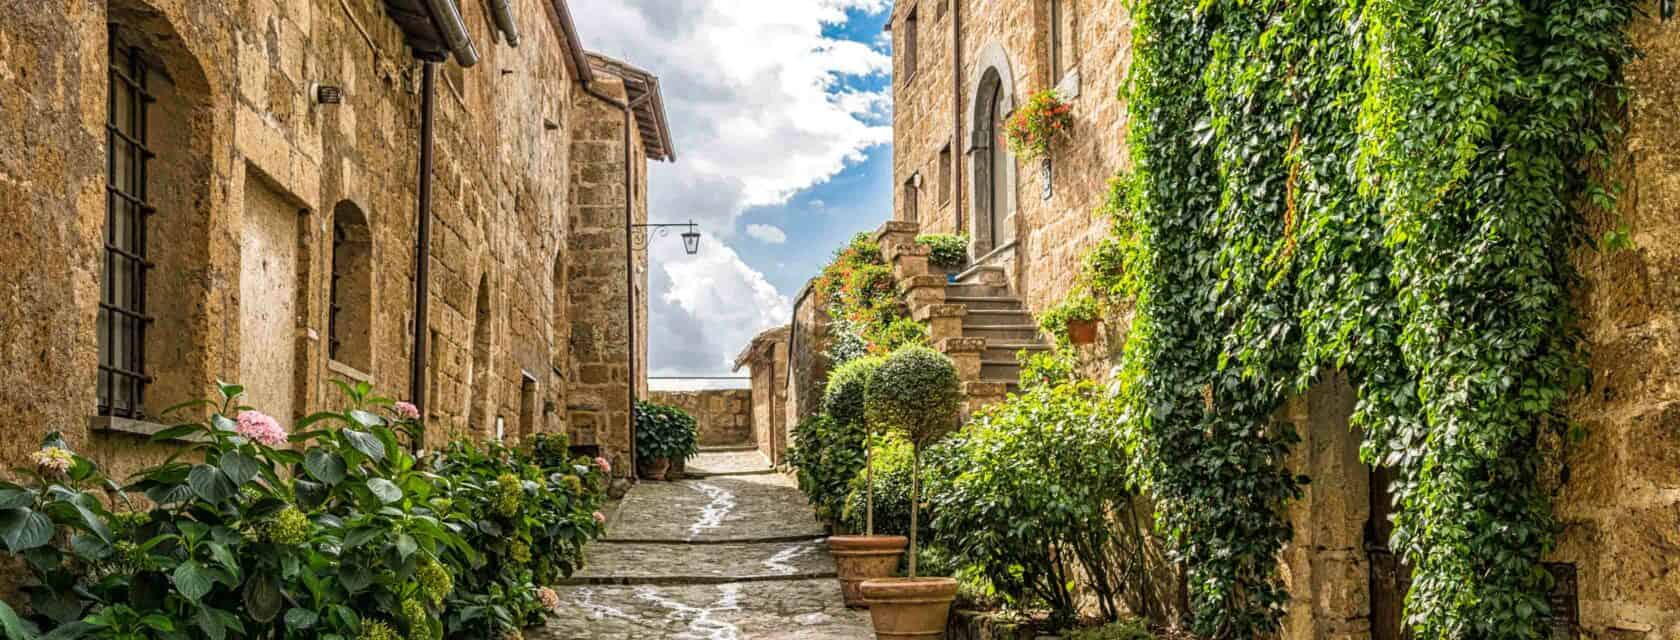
[149,423,204,442]
[284,608,320,629]
[0,599,40,640]
[0,488,35,510]
[187,465,236,504]
[344,430,386,462]
[394,533,417,559]
[348,410,386,428]
[218,452,261,486]
[366,478,403,504]
[216,381,245,401]
[173,561,213,601]
[304,450,348,485]
[0,508,54,552]
[243,573,284,623]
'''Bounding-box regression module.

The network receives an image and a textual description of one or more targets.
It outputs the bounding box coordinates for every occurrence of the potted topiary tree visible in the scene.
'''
[634,400,698,481]
[821,356,908,608]
[858,345,964,638]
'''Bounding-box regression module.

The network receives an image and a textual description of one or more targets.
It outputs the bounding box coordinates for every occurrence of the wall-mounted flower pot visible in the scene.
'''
[827,535,908,608]
[1066,319,1099,345]
[858,576,957,639]
[639,457,671,481]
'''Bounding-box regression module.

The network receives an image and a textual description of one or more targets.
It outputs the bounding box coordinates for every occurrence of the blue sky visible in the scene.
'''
[572,1,896,387]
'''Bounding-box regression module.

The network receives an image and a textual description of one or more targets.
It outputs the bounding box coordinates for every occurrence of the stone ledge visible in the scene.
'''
[915,303,969,322]
[963,381,1009,397]
[939,337,989,354]
[902,274,949,290]
[945,609,1045,640]
[88,416,208,443]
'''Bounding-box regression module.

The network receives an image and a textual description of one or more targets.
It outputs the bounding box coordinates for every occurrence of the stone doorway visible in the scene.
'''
[1368,462,1411,640]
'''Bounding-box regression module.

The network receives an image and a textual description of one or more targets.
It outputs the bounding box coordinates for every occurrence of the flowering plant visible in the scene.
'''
[1003,89,1074,162]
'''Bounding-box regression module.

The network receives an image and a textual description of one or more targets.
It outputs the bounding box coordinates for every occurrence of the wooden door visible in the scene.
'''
[1368,463,1411,640]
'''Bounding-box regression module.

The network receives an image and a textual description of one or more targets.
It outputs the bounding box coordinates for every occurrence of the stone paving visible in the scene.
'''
[539,451,872,639]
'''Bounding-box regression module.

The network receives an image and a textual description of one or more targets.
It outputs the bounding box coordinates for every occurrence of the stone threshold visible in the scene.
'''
[554,572,839,586]
[682,468,778,478]
[599,534,828,546]
[698,444,759,452]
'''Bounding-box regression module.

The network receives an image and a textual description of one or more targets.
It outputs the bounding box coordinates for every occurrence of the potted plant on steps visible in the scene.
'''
[634,400,699,481]
[858,345,964,639]
[1041,290,1101,346]
[915,233,970,283]
[822,357,908,608]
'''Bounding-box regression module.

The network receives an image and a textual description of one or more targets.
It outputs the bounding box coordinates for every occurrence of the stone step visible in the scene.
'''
[984,342,1050,362]
[539,578,871,638]
[685,467,777,479]
[954,264,1008,285]
[962,324,1042,341]
[981,359,1021,382]
[963,309,1035,327]
[944,295,1023,311]
[558,539,836,586]
[946,283,1011,298]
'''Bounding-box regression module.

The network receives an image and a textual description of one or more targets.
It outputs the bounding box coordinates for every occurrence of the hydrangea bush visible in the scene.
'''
[0,381,608,640]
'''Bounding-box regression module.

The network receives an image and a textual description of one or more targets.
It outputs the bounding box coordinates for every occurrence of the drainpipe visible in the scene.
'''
[410,60,440,442]
[580,79,653,480]
[951,0,963,234]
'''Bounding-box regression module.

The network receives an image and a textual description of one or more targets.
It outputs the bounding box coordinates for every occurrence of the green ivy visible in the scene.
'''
[1116,0,1633,638]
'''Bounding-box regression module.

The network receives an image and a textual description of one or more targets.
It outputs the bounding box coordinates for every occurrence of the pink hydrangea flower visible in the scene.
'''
[593,456,611,474]
[31,447,74,475]
[535,587,562,612]
[592,511,607,525]
[393,401,421,421]
[236,410,288,447]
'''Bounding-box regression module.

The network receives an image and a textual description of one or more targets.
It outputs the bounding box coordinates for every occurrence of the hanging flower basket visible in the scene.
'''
[1003,89,1074,163]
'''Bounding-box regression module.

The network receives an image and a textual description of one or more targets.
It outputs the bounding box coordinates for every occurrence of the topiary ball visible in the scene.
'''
[864,345,962,446]
[824,356,884,430]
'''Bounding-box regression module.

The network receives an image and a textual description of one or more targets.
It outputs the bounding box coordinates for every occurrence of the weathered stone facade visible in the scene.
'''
[736,326,790,465]
[0,0,669,490]
[883,1,1680,638]
[647,389,752,448]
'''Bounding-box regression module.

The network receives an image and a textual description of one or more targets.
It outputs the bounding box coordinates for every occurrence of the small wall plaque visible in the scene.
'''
[1040,158,1053,201]
[1544,562,1579,639]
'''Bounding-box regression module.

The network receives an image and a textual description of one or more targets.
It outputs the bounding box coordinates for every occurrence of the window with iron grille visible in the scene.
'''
[329,221,347,361]
[100,28,155,418]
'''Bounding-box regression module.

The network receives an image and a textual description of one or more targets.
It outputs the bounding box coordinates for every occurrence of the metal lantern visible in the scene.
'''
[681,224,701,255]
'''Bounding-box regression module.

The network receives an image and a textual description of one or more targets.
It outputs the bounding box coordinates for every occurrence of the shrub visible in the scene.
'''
[916,234,970,269]
[788,414,864,524]
[824,357,883,430]
[633,400,699,466]
[838,434,929,542]
[0,381,608,640]
[1019,346,1079,388]
[814,233,917,359]
[926,381,1164,626]
[865,346,962,447]
[864,345,962,576]
[1062,619,1156,640]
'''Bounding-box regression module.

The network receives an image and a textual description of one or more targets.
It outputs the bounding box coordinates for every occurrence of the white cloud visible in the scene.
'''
[810,199,826,208]
[745,224,788,244]
[572,0,890,376]
[647,239,792,375]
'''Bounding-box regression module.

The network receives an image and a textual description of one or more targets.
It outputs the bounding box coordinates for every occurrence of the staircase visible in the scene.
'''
[872,221,1052,415]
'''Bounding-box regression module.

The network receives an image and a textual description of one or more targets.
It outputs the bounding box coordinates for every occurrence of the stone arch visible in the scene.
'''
[101,0,219,419]
[328,201,374,373]
[967,42,1019,259]
[468,274,495,438]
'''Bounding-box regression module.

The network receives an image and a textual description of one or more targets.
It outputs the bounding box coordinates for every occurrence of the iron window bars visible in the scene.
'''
[99,27,155,419]
[328,222,346,361]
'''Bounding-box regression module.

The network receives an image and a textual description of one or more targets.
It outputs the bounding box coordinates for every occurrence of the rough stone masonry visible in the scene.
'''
[0,0,667,495]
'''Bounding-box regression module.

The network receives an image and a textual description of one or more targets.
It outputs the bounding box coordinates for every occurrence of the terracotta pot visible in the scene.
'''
[827,535,908,609]
[1066,318,1099,345]
[640,457,671,481]
[858,577,958,639]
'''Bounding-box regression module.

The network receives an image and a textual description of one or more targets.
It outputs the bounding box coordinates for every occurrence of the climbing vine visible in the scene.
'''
[1116,1,1634,638]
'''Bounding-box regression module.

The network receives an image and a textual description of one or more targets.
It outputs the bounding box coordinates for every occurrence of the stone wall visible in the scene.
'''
[883,1,1680,638]
[0,0,654,489]
[786,282,834,443]
[889,0,1128,316]
[737,325,791,464]
[648,390,752,447]
[565,71,651,471]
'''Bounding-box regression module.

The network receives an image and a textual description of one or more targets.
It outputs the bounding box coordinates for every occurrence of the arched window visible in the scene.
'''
[100,9,214,420]
[469,275,494,437]
[328,201,373,373]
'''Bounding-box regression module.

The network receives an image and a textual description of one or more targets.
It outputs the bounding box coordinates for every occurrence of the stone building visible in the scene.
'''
[871,1,1680,638]
[0,0,670,482]
[734,325,791,466]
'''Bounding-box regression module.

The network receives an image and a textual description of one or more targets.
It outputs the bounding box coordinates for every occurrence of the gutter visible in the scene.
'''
[951,0,963,233]
[421,0,480,66]
[487,0,520,47]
